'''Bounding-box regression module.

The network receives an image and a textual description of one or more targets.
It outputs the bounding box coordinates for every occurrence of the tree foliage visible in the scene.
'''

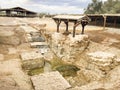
[84,0,120,14]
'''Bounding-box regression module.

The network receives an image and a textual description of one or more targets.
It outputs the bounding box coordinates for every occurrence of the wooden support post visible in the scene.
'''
[54,19,61,33]
[81,20,88,34]
[95,18,97,25]
[57,23,60,32]
[63,20,71,35]
[64,21,69,32]
[81,25,85,34]
[57,20,61,32]
[73,21,77,37]
[114,17,116,27]
[103,15,107,30]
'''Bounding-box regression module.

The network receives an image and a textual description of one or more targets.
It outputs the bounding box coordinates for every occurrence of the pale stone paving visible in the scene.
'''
[31,71,71,90]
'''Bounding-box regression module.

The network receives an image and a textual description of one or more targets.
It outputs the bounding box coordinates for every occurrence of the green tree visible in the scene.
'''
[84,0,120,14]
[84,0,103,14]
[102,0,120,14]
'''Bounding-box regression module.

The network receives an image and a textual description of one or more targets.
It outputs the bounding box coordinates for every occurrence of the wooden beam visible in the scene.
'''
[54,19,61,32]
[114,17,117,27]
[63,20,71,35]
[103,15,107,30]
[95,17,97,25]
[64,21,69,32]
[81,20,88,34]
[57,21,61,32]
[74,21,81,27]
[73,21,77,37]
[81,25,84,34]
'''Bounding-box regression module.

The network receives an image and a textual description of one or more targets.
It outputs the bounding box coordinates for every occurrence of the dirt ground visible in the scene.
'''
[86,30,120,49]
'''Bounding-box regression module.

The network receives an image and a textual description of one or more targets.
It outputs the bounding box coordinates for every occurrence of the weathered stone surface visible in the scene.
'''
[31,71,71,90]
[68,81,104,90]
[104,65,120,89]
[87,51,116,71]
[21,51,43,61]
[49,32,89,64]
[32,36,45,42]
[30,42,48,48]
[22,58,45,70]
[20,51,45,70]
[71,65,120,90]
[0,54,4,61]
[77,69,103,82]
[43,50,54,61]
[68,34,89,47]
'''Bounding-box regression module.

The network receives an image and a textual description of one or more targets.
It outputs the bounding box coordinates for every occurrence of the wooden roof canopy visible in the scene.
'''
[87,14,120,29]
[0,7,37,14]
[53,15,90,37]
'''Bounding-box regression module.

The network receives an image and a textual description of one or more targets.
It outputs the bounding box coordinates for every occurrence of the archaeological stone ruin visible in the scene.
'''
[0,16,120,90]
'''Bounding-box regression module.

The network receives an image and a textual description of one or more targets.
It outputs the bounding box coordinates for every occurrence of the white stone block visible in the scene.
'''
[20,51,43,61]
[31,71,71,90]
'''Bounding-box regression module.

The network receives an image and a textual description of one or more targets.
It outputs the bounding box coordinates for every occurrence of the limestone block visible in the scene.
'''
[20,51,43,61]
[105,65,120,83]
[30,42,48,48]
[87,51,116,71]
[31,71,71,90]
[20,51,44,70]
[76,69,103,83]
[22,58,45,70]
[68,34,89,47]
[50,33,89,63]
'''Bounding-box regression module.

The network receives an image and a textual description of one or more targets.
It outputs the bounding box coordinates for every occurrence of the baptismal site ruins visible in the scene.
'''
[0,0,120,90]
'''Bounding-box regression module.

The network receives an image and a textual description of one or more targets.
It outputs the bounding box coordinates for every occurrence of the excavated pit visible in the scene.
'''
[0,17,120,90]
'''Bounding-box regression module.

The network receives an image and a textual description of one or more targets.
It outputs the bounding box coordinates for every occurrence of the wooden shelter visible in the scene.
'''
[0,7,37,17]
[87,14,120,29]
[53,15,90,37]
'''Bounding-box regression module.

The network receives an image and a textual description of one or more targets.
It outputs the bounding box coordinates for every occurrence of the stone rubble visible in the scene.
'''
[49,32,89,64]
[31,71,71,90]
[87,51,118,72]
[69,65,120,90]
